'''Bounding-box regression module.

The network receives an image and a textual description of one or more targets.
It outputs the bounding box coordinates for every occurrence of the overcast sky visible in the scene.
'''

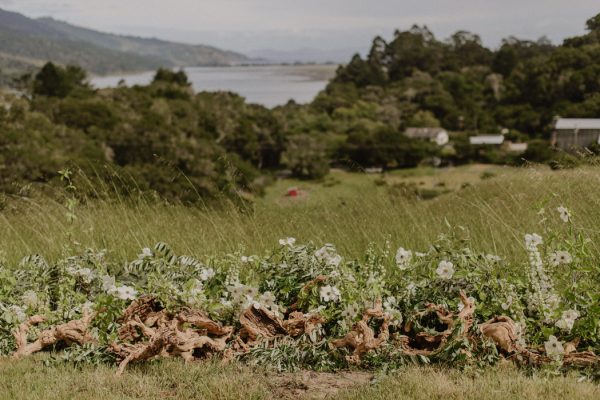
[1,0,598,55]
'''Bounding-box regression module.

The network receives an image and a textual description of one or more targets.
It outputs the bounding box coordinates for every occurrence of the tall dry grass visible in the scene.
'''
[1,165,599,267]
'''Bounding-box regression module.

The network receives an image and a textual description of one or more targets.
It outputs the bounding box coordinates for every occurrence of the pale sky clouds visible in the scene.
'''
[1,0,598,55]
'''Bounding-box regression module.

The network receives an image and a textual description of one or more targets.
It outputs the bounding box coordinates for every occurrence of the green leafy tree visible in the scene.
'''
[282,134,330,179]
[33,62,89,98]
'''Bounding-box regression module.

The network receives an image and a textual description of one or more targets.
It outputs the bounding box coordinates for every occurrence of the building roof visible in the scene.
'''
[507,142,528,153]
[404,127,447,139]
[555,118,600,130]
[469,135,505,145]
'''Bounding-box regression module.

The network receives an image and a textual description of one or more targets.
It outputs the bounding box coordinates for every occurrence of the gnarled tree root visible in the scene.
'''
[331,298,390,363]
[398,290,475,357]
[239,304,325,346]
[12,309,96,359]
[479,315,600,367]
[110,298,233,376]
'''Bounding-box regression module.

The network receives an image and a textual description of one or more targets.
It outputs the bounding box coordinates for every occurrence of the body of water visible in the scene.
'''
[91,65,337,108]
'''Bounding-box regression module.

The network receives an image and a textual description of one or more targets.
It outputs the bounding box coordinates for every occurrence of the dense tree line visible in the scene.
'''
[1,13,599,201]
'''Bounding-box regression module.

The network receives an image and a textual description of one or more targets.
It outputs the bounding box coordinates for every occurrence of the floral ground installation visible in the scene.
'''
[1,206,600,376]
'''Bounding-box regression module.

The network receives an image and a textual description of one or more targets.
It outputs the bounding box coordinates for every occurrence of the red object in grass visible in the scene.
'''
[286,187,299,197]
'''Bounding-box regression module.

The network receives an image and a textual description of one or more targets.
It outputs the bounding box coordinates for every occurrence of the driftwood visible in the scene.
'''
[398,290,475,357]
[9,287,600,373]
[479,315,600,367]
[110,298,233,376]
[12,309,96,359]
[331,298,390,363]
[239,305,287,345]
[283,311,325,337]
[239,304,325,345]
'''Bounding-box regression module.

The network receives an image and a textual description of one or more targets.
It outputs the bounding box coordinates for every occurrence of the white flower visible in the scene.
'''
[546,294,561,311]
[557,251,572,265]
[458,297,476,311]
[486,254,502,262]
[243,286,258,299]
[138,247,153,259]
[436,260,455,279]
[341,303,360,319]
[563,309,580,321]
[557,206,571,223]
[101,275,117,294]
[116,285,137,301]
[240,256,255,263]
[549,251,573,267]
[395,247,413,270]
[227,284,245,299]
[199,268,215,281]
[544,335,565,358]
[555,318,574,332]
[415,252,427,258]
[22,290,39,309]
[319,285,341,302]
[525,233,543,249]
[189,279,204,297]
[501,296,513,310]
[556,309,579,332]
[220,298,232,307]
[406,283,417,297]
[9,305,26,322]
[315,245,342,267]
[278,237,296,247]
[77,267,95,283]
[259,291,277,307]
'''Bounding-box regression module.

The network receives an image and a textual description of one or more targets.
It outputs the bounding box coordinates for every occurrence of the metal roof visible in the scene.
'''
[469,135,505,145]
[404,127,447,139]
[555,118,600,130]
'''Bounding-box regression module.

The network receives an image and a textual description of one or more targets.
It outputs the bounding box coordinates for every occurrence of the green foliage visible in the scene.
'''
[152,68,191,86]
[342,127,434,169]
[586,13,600,32]
[0,204,597,374]
[3,11,600,201]
[281,134,330,179]
[33,62,89,98]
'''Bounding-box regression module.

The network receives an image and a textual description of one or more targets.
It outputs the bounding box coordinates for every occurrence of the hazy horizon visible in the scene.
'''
[1,1,598,62]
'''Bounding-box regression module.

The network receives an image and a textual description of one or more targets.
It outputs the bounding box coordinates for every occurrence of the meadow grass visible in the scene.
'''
[1,164,600,399]
[0,356,599,400]
[1,164,599,266]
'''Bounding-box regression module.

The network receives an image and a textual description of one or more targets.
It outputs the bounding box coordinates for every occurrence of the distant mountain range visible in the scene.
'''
[247,47,362,64]
[0,8,249,78]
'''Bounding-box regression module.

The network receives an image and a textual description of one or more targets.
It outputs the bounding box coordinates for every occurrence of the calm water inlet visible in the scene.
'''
[91,65,337,108]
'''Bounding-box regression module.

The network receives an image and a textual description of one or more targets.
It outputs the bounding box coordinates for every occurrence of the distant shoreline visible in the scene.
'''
[89,62,340,79]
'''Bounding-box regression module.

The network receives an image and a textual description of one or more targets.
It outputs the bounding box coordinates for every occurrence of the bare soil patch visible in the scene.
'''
[266,370,373,399]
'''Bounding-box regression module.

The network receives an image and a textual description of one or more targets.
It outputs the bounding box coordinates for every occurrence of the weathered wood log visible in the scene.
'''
[331,298,390,363]
[12,309,96,359]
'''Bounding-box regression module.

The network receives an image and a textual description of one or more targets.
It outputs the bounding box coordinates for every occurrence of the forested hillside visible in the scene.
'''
[1,13,599,202]
[315,13,600,136]
[0,8,247,78]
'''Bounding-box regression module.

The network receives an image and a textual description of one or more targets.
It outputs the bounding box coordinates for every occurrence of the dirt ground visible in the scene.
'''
[265,371,374,399]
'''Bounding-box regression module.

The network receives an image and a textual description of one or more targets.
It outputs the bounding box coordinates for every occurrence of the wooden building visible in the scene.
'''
[553,118,600,150]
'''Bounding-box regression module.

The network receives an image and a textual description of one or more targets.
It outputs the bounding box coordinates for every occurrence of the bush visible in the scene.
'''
[33,63,89,98]
[282,134,330,179]
[521,139,556,163]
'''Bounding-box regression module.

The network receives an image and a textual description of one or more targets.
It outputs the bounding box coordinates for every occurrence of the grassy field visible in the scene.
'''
[1,356,599,400]
[1,164,600,399]
[1,164,599,265]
